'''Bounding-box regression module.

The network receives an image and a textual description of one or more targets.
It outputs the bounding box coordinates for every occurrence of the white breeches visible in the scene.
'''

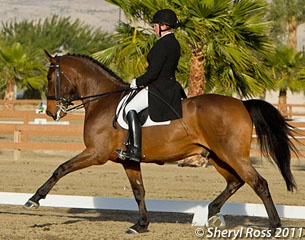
[125,87,149,113]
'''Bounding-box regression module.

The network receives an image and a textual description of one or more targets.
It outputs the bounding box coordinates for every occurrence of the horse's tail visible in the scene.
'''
[243,99,298,191]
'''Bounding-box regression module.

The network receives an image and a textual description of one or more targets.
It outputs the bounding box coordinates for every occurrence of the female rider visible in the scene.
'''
[116,9,186,162]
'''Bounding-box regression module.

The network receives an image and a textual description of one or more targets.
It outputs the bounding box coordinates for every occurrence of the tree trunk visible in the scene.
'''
[278,88,288,118]
[4,77,15,111]
[187,49,205,97]
[276,17,296,120]
[178,154,209,168]
[179,49,207,167]
[287,16,297,50]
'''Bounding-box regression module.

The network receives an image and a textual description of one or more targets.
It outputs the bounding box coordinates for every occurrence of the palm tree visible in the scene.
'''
[299,67,305,86]
[268,0,305,114]
[95,0,274,98]
[269,0,305,49]
[0,15,114,99]
[265,45,305,117]
[0,42,26,109]
[93,22,157,81]
[179,0,275,97]
[0,42,45,108]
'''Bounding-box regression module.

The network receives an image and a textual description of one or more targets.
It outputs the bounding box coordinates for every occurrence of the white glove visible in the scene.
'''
[130,78,138,89]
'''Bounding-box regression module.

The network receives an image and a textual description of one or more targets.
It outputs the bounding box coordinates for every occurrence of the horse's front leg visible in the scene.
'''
[24,149,102,209]
[122,161,149,234]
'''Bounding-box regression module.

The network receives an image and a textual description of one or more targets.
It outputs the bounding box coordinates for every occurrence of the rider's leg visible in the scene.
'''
[123,110,142,161]
[116,88,148,162]
[125,88,149,113]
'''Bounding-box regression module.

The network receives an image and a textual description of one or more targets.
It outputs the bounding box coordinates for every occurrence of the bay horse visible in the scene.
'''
[24,51,298,234]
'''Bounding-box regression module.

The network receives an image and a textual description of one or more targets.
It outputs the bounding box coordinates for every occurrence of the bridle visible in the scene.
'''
[46,56,77,115]
[46,55,129,117]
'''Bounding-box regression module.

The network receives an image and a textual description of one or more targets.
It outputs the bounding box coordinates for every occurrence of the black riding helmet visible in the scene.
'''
[152,9,178,29]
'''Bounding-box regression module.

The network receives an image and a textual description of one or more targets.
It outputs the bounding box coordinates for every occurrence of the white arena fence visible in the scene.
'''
[1,192,305,226]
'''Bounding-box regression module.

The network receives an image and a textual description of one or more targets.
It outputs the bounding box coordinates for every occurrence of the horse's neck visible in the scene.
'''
[67,57,126,118]
[75,68,120,98]
[77,76,123,119]
[82,93,121,127]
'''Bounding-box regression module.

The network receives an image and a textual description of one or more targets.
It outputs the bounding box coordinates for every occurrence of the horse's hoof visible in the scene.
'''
[23,200,40,210]
[125,228,139,234]
[126,223,149,234]
[270,223,281,236]
[208,214,225,227]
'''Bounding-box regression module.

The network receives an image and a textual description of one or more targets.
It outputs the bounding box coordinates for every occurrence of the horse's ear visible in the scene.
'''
[44,49,54,62]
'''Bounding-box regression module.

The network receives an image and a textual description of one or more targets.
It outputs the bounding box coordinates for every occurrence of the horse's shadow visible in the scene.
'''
[65,208,271,229]
[66,208,193,224]
[10,208,193,228]
[9,207,296,229]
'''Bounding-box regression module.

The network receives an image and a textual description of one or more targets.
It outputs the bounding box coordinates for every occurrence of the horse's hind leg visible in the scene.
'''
[209,154,280,233]
[24,149,102,209]
[232,162,281,233]
[122,161,149,234]
[207,154,245,221]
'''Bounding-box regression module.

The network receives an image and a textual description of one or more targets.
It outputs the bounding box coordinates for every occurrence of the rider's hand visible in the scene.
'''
[130,78,138,89]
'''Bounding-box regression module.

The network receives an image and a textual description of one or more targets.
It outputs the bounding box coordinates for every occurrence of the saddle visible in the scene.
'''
[115,93,170,130]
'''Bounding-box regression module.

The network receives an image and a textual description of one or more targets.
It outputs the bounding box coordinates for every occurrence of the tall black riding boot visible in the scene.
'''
[116,110,142,162]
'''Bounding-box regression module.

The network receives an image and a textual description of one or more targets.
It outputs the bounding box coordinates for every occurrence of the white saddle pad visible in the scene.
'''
[116,94,170,130]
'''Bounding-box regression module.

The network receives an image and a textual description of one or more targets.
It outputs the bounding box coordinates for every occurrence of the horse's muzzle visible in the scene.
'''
[46,110,58,121]
[46,108,64,121]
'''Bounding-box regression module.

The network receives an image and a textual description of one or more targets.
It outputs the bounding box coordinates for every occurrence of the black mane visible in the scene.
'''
[66,53,128,87]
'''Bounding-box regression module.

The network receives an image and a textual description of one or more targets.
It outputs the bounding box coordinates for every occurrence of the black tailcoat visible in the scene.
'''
[136,33,186,122]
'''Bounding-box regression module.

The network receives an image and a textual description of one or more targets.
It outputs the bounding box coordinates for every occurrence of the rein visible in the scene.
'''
[47,55,129,114]
[64,88,129,113]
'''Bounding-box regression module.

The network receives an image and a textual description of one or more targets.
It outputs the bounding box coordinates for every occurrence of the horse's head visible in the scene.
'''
[44,50,129,121]
[45,50,77,121]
